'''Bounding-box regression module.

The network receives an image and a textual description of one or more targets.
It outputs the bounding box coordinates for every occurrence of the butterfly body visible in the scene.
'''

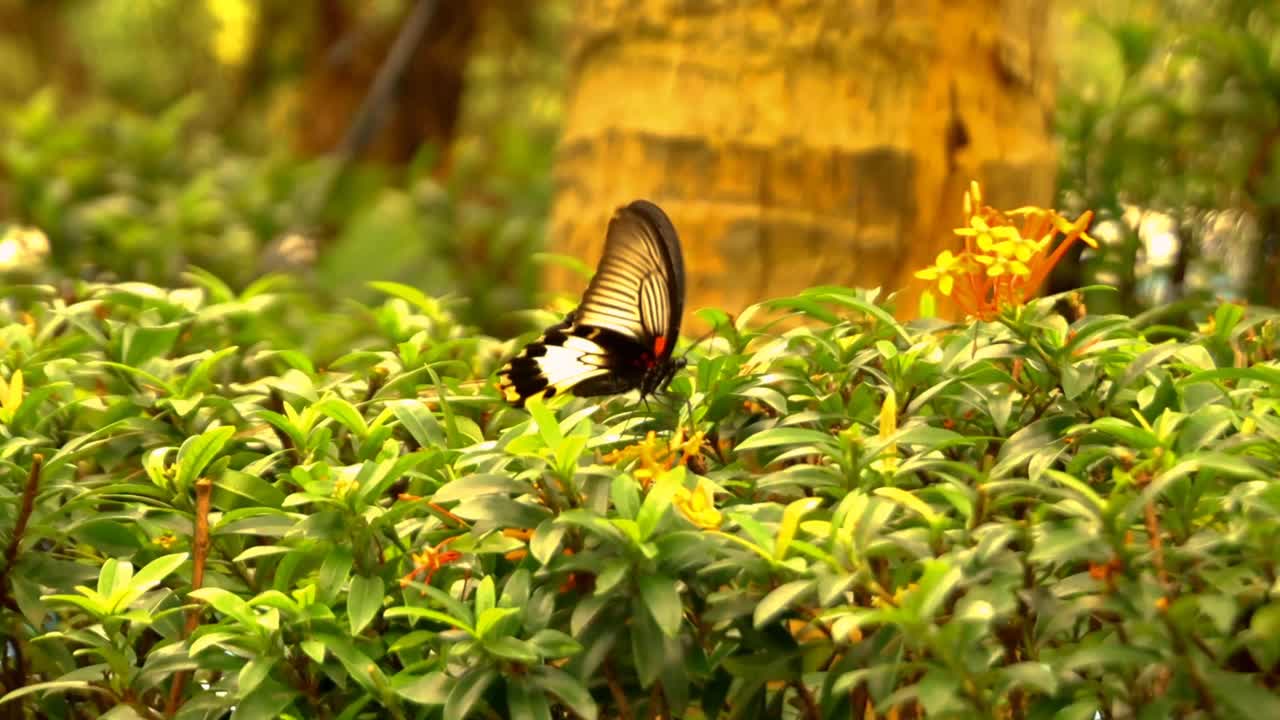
[499,200,686,408]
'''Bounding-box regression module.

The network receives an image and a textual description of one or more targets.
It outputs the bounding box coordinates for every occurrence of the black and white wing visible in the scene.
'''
[498,200,685,408]
[575,199,685,355]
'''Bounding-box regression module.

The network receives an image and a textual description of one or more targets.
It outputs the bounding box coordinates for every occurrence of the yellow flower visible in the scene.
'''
[0,369,23,425]
[914,250,968,296]
[875,390,898,473]
[973,253,1031,278]
[672,478,722,530]
[603,428,708,487]
[333,477,357,499]
[1053,213,1099,248]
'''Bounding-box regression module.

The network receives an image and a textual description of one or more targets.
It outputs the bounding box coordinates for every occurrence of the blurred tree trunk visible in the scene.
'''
[548,0,1057,322]
[0,0,87,100]
[290,0,485,169]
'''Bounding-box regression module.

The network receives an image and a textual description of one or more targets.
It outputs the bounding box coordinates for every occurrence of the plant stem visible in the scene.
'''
[790,679,821,720]
[0,454,43,610]
[165,477,213,717]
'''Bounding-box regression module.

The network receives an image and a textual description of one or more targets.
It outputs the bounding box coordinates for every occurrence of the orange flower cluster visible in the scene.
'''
[915,181,1098,320]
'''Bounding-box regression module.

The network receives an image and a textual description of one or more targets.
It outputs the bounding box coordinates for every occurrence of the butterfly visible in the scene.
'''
[499,199,686,409]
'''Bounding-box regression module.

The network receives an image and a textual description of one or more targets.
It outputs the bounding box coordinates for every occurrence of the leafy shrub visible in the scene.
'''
[1054,0,1280,311]
[0,91,552,337]
[1,244,1279,719]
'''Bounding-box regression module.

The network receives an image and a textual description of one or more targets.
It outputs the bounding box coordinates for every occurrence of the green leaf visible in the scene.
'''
[174,425,236,490]
[369,281,445,318]
[735,427,838,452]
[529,666,599,720]
[1176,404,1236,454]
[907,560,963,621]
[384,606,474,635]
[451,495,552,529]
[796,287,912,342]
[189,588,257,627]
[483,635,540,664]
[638,574,683,637]
[0,680,108,705]
[1210,670,1280,718]
[180,345,240,396]
[753,579,816,629]
[915,667,964,715]
[314,632,381,693]
[637,470,682,540]
[443,667,497,720]
[873,487,939,525]
[432,474,532,504]
[347,575,384,635]
[390,399,445,448]
[630,608,666,688]
[215,470,287,509]
[317,546,353,605]
[529,519,566,566]
[120,322,182,365]
[314,396,370,439]
[997,662,1058,696]
[1082,417,1160,449]
[98,557,132,598]
[133,553,188,593]
[1108,343,1182,406]
[524,393,563,447]
[394,672,450,705]
[237,658,274,698]
[475,576,497,618]
[528,629,583,660]
[507,679,553,720]
[776,497,822,561]
[476,607,520,640]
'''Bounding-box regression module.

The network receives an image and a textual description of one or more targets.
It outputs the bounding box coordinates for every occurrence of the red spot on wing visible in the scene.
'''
[653,337,667,356]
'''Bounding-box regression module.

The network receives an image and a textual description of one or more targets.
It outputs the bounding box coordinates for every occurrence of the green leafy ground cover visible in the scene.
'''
[1,275,1279,719]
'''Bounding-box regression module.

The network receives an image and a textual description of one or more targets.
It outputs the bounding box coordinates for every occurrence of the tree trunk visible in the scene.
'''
[548,0,1057,323]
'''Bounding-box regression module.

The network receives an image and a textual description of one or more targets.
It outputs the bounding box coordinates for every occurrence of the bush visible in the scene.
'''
[1,249,1279,720]
[0,91,553,338]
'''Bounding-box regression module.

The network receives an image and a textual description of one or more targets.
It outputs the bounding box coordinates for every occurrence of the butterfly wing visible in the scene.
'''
[498,200,685,407]
[575,199,685,360]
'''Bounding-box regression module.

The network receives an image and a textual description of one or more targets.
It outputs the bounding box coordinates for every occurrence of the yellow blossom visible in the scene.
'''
[602,428,708,487]
[0,369,23,425]
[914,250,967,296]
[973,252,1031,278]
[875,390,899,473]
[871,582,918,608]
[672,477,722,530]
[333,477,357,500]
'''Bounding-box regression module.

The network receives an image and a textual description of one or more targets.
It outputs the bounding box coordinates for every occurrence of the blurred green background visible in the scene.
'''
[1,0,1278,334]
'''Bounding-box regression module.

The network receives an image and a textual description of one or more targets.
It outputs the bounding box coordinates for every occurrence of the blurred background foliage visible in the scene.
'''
[1053,0,1280,315]
[1,0,1278,335]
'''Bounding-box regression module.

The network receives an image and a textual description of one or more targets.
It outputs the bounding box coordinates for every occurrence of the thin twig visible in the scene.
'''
[603,659,633,720]
[0,454,43,609]
[165,478,214,717]
[1144,502,1168,587]
[308,0,440,217]
[0,456,40,704]
[790,679,821,720]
